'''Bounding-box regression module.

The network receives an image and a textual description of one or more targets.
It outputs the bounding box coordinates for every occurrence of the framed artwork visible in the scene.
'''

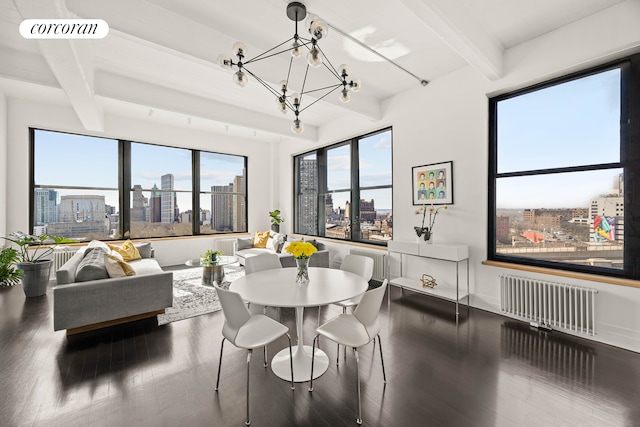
[412,161,453,205]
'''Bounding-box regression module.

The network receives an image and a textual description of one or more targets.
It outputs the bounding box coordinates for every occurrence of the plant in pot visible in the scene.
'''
[269,209,284,232]
[200,249,223,286]
[2,231,76,297]
[0,247,23,287]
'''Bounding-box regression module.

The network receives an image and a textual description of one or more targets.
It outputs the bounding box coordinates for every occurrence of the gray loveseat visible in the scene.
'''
[235,232,330,268]
[54,243,173,335]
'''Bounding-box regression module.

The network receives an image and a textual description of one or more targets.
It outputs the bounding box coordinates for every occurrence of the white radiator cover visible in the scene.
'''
[52,248,77,278]
[349,249,387,281]
[500,274,598,336]
[213,238,236,256]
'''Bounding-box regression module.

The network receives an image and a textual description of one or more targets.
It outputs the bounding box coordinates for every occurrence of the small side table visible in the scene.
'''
[185,256,237,286]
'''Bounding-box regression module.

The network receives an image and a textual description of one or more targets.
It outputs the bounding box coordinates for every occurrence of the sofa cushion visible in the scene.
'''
[104,254,136,278]
[76,247,109,282]
[253,231,270,248]
[130,258,165,275]
[109,240,142,262]
[237,237,254,250]
[268,232,286,253]
[133,242,152,259]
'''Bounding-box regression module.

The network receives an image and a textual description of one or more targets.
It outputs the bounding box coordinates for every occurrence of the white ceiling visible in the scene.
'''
[0,0,628,143]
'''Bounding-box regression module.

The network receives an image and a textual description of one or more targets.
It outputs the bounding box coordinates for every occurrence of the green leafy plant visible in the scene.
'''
[2,231,76,263]
[0,247,22,287]
[269,209,284,226]
[200,249,223,267]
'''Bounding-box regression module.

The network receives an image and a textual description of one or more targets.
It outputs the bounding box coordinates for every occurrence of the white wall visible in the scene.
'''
[5,98,274,266]
[0,91,7,240]
[278,2,640,352]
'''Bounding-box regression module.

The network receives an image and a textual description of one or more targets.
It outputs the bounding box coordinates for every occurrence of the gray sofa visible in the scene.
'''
[54,244,173,335]
[235,233,330,268]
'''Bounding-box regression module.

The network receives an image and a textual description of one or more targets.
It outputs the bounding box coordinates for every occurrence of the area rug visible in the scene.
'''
[157,264,245,325]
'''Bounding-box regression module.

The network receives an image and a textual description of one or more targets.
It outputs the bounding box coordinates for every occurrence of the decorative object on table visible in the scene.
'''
[284,241,317,284]
[414,204,448,243]
[420,274,437,288]
[269,209,285,232]
[199,249,225,285]
[0,247,22,287]
[412,160,453,205]
[2,231,76,297]
[217,2,361,134]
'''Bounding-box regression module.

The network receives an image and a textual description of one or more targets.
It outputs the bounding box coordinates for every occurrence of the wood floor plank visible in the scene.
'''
[1,282,640,426]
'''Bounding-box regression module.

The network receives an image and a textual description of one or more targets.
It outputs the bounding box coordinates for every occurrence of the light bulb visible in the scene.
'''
[307,47,322,68]
[291,40,302,58]
[339,88,351,103]
[276,97,288,114]
[291,119,304,134]
[338,64,350,78]
[291,92,301,107]
[232,42,246,58]
[349,79,362,92]
[309,19,328,40]
[233,70,248,87]
[280,80,288,91]
[217,54,232,70]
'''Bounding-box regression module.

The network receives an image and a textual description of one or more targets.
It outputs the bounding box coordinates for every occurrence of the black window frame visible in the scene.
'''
[293,127,393,246]
[488,53,640,280]
[30,128,248,240]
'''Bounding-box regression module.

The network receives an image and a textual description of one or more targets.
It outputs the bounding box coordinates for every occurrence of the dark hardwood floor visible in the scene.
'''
[1,278,639,427]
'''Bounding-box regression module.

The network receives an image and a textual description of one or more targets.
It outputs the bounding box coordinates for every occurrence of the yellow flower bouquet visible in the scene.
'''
[284,241,317,283]
[284,241,317,259]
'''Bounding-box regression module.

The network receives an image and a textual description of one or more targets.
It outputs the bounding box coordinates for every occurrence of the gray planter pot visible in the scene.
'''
[17,259,52,297]
[271,224,280,233]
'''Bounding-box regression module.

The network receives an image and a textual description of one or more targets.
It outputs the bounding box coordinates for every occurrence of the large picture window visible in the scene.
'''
[294,128,392,245]
[31,129,247,241]
[488,54,640,280]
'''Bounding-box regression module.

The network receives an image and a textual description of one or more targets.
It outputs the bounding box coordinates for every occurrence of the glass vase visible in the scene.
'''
[295,258,310,284]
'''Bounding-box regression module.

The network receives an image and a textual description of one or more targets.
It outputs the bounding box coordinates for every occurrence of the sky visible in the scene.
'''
[34,130,246,212]
[496,67,621,209]
[325,129,393,211]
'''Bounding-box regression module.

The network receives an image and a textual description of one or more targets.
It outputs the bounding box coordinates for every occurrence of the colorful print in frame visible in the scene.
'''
[412,161,453,205]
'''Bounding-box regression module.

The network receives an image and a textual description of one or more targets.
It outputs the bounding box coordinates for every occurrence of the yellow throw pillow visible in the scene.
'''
[104,254,136,278]
[253,231,270,249]
[109,240,142,262]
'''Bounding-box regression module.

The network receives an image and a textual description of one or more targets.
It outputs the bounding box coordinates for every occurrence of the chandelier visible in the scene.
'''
[217,2,361,134]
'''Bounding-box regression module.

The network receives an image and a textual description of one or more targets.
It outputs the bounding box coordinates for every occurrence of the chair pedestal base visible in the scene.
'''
[272,345,328,382]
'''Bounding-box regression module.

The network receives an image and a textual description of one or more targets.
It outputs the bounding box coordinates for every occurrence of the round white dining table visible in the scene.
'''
[230,267,368,382]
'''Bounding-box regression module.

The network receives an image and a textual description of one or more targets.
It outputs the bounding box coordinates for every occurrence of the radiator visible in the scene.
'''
[213,238,236,256]
[349,249,387,281]
[500,274,597,336]
[52,248,77,278]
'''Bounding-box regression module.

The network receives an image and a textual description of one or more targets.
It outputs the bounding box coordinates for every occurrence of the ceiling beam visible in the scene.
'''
[400,0,504,80]
[96,71,318,142]
[12,0,104,131]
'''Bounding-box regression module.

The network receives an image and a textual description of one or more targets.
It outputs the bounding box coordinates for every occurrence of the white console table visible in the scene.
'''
[387,241,470,317]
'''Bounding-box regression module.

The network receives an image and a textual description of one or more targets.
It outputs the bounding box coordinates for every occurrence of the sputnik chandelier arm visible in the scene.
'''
[217,1,361,134]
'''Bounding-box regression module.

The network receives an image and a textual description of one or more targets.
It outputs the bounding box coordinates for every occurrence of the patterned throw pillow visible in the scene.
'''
[109,240,142,262]
[75,247,109,282]
[253,231,270,249]
[104,254,136,278]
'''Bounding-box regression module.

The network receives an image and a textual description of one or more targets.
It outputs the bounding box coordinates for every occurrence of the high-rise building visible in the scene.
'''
[297,158,318,235]
[161,174,177,223]
[49,195,108,237]
[360,198,376,222]
[211,184,234,232]
[233,171,246,232]
[131,184,148,222]
[149,184,162,222]
[33,188,58,226]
